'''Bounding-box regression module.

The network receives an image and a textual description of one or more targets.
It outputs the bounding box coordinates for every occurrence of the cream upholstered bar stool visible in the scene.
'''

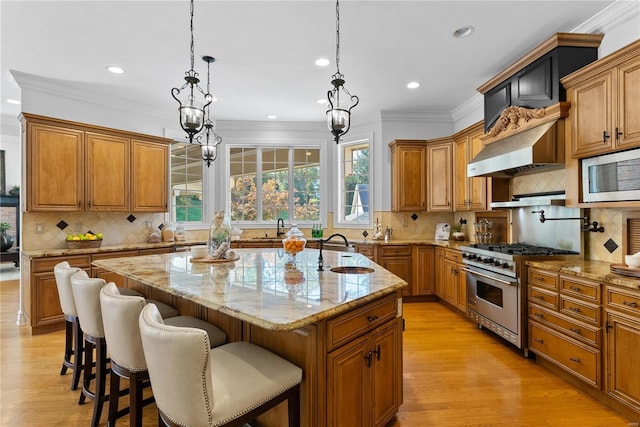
[139,304,303,427]
[53,261,85,391]
[99,282,227,427]
[70,271,183,427]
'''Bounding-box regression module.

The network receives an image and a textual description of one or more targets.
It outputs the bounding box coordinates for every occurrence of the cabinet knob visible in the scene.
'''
[569,327,582,335]
[616,127,623,140]
[623,301,638,308]
[534,338,544,344]
[373,344,381,361]
[364,351,373,367]
[569,357,582,363]
[603,130,610,143]
[367,315,379,323]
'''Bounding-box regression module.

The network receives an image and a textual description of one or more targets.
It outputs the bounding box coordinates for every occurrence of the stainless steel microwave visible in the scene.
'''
[582,148,640,202]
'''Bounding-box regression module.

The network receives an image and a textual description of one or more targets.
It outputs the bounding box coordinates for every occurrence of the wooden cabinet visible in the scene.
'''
[527,268,602,389]
[426,140,453,211]
[326,293,401,427]
[26,255,92,334]
[91,250,138,287]
[389,140,426,212]
[412,245,435,296]
[434,248,465,312]
[563,40,640,158]
[22,113,170,212]
[453,122,488,211]
[376,245,412,297]
[604,285,640,414]
[434,247,446,298]
[354,244,375,261]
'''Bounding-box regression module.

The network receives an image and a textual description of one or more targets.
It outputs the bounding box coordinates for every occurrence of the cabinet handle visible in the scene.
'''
[569,357,582,363]
[534,338,544,344]
[616,127,623,140]
[623,301,638,308]
[603,130,610,143]
[534,276,545,282]
[534,295,544,300]
[373,344,381,361]
[367,315,379,323]
[364,351,373,367]
[569,327,582,335]
[533,312,544,318]
[78,201,82,207]
[569,286,582,292]
[569,306,581,313]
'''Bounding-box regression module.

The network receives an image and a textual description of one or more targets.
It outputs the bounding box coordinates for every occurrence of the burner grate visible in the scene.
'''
[470,243,578,256]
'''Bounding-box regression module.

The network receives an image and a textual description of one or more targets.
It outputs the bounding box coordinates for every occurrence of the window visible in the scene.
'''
[335,137,371,228]
[169,142,205,226]
[228,145,323,225]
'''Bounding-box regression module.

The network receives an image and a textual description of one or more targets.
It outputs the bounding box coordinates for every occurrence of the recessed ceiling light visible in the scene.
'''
[315,58,330,67]
[106,65,125,74]
[453,26,475,38]
[6,99,20,105]
[407,81,421,89]
[316,98,327,104]
[267,115,277,119]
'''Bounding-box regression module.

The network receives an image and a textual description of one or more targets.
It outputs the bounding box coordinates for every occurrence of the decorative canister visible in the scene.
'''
[208,211,231,258]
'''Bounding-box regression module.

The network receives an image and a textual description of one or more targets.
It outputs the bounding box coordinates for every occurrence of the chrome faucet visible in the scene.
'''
[276,218,285,238]
[317,233,349,272]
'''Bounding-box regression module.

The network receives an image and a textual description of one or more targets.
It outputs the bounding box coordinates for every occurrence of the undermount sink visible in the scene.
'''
[329,266,374,274]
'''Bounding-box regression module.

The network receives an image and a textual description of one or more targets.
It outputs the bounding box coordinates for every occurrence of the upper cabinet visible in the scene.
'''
[562,40,640,158]
[389,138,453,212]
[453,122,487,211]
[22,113,171,213]
[389,140,427,212]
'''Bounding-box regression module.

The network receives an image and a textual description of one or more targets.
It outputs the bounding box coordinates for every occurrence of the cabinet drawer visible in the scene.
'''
[528,302,601,348]
[444,248,462,263]
[560,295,600,325]
[92,250,138,261]
[528,268,558,291]
[605,285,640,317]
[560,276,600,303]
[528,286,558,310]
[529,322,600,388]
[378,245,411,258]
[32,255,92,273]
[139,247,174,255]
[327,293,398,351]
[355,244,375,259]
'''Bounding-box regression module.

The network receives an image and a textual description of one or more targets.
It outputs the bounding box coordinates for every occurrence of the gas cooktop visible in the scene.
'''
[466,243,579,256]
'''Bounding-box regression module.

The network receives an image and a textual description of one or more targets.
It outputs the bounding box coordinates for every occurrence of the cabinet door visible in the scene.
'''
[28,123,84,211]
[427,142,452,211]
[442,258,458,306]
[390,143,426,212]
[86,132,130,211]
[453,136,469,211]
[455,262,467,312]
[371,321,400,427]
[606,311,640,412]
[571,71,614,158]
[327,334,371,427]
[616,57,640,150]
[414,246,435,295]
[379,257,412,297]
[434,247,445,298]
[468,131,487,210]
[32,272,65,325]
[131,140,168,212]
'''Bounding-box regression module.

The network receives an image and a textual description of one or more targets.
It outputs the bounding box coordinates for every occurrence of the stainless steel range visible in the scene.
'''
[461,243,579,352]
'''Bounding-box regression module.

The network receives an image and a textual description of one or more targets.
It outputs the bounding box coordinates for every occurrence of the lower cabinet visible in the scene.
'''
[326,293,401,427]
[604,285,640,413]
[91,250,138,287]
[376,245,412,297]
[412,245,435,296]
[435,248,466,312]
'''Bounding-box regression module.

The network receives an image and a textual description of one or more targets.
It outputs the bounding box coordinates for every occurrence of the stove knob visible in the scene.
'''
[502,262,511,269]
[494,260,502,267]
[462,253,468,259]
[484,257,493,264]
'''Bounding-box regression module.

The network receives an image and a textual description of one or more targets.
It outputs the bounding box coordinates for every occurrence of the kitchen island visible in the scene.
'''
[93,248,406,427]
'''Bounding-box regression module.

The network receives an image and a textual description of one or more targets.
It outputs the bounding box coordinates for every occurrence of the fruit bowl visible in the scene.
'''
[65,232,103,249]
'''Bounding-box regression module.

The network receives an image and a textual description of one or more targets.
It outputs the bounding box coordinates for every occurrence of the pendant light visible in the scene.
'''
[200,56,222,167]
[326,0,359,144]
[171,0,212,143]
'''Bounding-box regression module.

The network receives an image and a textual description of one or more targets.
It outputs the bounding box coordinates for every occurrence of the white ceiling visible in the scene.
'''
[0,1,621,126]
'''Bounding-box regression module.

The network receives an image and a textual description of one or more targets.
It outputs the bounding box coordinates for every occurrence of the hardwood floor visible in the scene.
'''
[0,279,632,426]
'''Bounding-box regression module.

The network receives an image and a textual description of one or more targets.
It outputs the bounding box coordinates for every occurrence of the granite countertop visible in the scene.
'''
[22,238,468,258]
[526,259,640,290]
[92,248,407,331]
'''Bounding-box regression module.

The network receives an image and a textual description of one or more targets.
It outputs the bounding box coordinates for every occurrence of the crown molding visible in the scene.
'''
[451,93,483,123]
[380,110,452,123]
[571,0,640,34]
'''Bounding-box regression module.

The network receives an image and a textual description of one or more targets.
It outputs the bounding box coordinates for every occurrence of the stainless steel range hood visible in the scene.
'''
[467,120,564,178]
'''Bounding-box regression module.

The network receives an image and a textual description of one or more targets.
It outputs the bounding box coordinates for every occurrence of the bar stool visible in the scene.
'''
[53,261,84,390]
[139,303,303,427]
[99,282,227,427]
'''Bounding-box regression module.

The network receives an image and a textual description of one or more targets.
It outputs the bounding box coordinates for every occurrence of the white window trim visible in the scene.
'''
[164,127,215,230]
[333,132,374,229]
[224,137,327,229]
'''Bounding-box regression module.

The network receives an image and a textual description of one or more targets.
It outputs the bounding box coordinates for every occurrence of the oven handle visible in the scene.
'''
[460,267,516,286]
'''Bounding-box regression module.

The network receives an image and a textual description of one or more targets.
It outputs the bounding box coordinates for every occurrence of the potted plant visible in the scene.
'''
[0,222,15,251]
[8,185,19,196]
[451,224,465,241]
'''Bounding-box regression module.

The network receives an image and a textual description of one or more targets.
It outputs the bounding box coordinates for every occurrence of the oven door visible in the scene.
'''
[463,265,519,334]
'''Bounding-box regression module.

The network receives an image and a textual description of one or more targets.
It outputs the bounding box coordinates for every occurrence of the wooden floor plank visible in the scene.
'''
[0,279,632,426]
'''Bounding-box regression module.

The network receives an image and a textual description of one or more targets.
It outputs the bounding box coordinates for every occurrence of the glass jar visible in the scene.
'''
[208,211,231,258]
[282,224,306,261]
[175,222,186,241]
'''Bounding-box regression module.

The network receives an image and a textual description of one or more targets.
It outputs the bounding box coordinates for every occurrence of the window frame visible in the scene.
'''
[224,138,327,229]
[333,134,373,229]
